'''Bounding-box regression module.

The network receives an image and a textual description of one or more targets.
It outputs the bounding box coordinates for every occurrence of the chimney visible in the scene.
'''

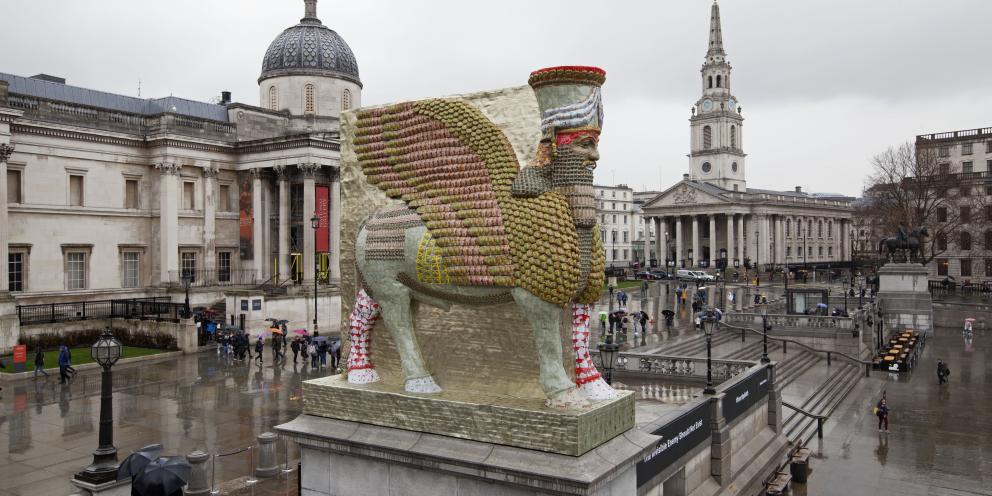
[221,91,232,105]
[795,186,802,193]
[683,173,690,181]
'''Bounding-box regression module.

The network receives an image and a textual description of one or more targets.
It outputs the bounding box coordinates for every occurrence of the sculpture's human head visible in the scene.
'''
[513,66,606,228]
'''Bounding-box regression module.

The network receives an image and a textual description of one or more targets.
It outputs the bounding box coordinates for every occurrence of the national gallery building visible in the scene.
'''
[641,2,855,274]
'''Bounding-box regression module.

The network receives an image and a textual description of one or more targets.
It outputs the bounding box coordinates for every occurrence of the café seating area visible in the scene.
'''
[874,329,926,372]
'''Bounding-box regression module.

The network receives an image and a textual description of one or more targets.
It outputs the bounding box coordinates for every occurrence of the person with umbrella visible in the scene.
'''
[117,444,163,483]
[330,337,341,371]
[270,328,284,363]
[254,335,264,364]
[131,456,192,496]
[291,336,302,363]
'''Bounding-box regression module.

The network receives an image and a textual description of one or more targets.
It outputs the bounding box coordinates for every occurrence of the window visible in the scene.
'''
[716,75,722,88]
[342,89,352,111]
[938,146,950,158]
[786,219,791,236]
[937,207,947,223]
[962,143,973,155]
[961,259,972,277]
[960,232,972,251]
[937,258,948,276]
[219,184,232,212]
[702,162,712,173]
[828,246,833,256]
[988,160,992,173]
[786,247,791,257]
[818,220,823,237]
[66,252,87,290]
[7,169,21,203]
[963,161,973,174]
[961,185,971,197]
[600,230,606,242]
[304,84,315,113]
[612,214,617,223]
[987,142,992,153]
[731,162,738,172]
[268,86,278,110]
[623,231,628,243]
[623,215,628,224]
[611,191,616,198]
[708,76,713,89]
[218,251,232,282]
[961,206,971,223]
[122,252,140,288]
[125,179,139,209]
[612,249,618,260]
[828,220,833,237]
[181,252,197,282]
[808,246,813,256]
[8,253,24,292]
[939,163,950,175]
[703,126,712,149]
[986,259,992,278]
[611,202,616,209]
[730,126,736,149]
[987,206,992,222]
[818,246,823,256]
[69,175,84,206]
[624,204,628,210]
[600,214,605,224]
[986,184,992,196]
[985,230,992,249]
[936,233,947,251]
[182,182,194,210]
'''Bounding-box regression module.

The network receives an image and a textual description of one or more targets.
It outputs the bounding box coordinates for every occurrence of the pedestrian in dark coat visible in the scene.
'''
[34,348,48,378]
[639,311,649,333]
[58,345,71,384]
[876,398,890,432]
[254,337,264,364]
[937,360,950,385]
[291,338,301,363]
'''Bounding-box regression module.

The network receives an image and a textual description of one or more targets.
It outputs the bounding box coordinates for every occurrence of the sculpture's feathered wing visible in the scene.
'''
[354,99,599,305]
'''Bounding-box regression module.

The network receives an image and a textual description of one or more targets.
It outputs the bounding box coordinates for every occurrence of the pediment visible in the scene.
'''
[642,181,728,209]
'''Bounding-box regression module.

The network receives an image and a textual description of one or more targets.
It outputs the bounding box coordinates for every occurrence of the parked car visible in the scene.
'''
[635,271,657,280]
[675,269,716,282]
[651,271,672,280]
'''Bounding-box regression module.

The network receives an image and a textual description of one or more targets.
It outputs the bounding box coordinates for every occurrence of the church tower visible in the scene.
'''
[689,0,746,191]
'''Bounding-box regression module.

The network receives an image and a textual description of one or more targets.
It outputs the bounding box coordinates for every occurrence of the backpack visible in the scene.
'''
[307,344,317,355]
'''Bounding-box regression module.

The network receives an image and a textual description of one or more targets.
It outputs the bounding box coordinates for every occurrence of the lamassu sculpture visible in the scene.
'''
[345,66,616,409]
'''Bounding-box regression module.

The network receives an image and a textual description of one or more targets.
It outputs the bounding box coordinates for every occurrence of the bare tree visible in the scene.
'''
[862,142,986,266]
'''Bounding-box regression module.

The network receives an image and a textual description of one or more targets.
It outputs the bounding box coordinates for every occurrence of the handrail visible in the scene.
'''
[782,400,827,420]
[718,321,873,375]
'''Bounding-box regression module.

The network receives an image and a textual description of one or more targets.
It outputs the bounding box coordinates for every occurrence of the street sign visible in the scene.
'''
[636,401,712,488]
[12,344,27,373]
[721,366,770,423]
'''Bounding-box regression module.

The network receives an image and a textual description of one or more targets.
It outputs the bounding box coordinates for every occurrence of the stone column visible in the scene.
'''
[255,432,280,478]
[737,214,745,265]
[642,216,652,267]
[0,144,11,292]
[775,216,784,265]
[755,214,768,267]
[185,450,211,496]
[709,214,717,268]
[329,169,342,282]
[692,216,700,268]
[275,166,290,283]
[156,162,181,284]
[202,164,218,279]
[300,163,320,284]
[251,169,265,281]
[675,217,683,268]
[726,213,735,268]
[655,217,665,270]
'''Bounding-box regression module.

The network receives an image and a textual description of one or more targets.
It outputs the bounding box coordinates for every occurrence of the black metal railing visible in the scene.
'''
[17,297,184,325]
[168,269,257,288]
[928,279,992,300]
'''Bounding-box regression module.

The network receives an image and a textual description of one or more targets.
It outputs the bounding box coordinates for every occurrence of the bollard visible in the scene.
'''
[865,363,871,377]
[185,450,211,495]
[816,417,824,438]
[255,432,280,478]
[782,340,787,354]
[827,352,831,366]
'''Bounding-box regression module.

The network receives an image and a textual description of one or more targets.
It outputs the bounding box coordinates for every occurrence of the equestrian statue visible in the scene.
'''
[878,222,930,263]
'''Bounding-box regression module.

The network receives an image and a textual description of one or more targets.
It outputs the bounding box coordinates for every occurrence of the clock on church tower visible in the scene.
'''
[688,0,746,192]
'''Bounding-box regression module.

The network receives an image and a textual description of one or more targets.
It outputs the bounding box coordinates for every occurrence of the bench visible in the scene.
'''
[790,447,812,483]
[765,471,792,495]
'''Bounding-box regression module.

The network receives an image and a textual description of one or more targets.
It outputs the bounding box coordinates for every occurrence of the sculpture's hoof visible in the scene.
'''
[545,387,590,410]
[348,367,380,384]
[405,376,442,394]
[578,378,619,401]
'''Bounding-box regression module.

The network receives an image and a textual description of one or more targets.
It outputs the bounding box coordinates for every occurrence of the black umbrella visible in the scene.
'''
[661,310,675,318]
[132,456,192,496]
[116,444,163,481]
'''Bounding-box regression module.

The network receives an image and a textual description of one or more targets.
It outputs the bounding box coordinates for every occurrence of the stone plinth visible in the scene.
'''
[877,263,933,333]
[277,414,654,496]
[303,374,635,456]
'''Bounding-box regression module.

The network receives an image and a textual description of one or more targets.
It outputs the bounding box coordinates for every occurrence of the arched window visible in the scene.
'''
[342,89,352,111]
[960,232,972,251]
[268,86,278,111]
[708,76,713,89]
[716,75,722,88]
[304,84,315,113]
[936,233,947,251]
[985,230,992,249]
[730,125,736,149]
[703,125,712,149]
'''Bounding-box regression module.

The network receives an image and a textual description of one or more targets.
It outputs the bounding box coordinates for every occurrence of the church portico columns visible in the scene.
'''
[654,217,665,270]
[726,213,735,269]
[0,144,12,292]
[709,214,717,268]
[691,216,700,268]
[299,163,320,284]
[251,169,265,281]
[675,217,684,269]
[275,165,290,283]
[156,162,181,284]
[202,164,219,277]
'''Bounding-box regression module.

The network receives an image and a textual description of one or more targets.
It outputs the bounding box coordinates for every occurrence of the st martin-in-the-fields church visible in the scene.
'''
[641,1,855,275]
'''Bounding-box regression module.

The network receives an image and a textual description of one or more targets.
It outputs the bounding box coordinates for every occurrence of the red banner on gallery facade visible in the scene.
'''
[316,185,330,252]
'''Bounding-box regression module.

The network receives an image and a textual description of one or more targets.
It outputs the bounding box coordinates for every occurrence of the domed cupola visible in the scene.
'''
[258,0,362,118]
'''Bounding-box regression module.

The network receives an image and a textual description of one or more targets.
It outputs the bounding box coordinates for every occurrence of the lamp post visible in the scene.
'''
[876,304,884,354]
[74,328,123,485]
[760,304,771,363]
[701,308,718,394]
[597,335,620,386]
[311,214,320,333]
[181,274,192,319]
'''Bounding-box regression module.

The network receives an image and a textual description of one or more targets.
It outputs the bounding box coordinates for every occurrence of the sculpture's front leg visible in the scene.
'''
[572,303,618,401]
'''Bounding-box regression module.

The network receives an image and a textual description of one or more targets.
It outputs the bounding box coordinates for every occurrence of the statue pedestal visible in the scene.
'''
[877,263,934,334]
[300,374,634,456]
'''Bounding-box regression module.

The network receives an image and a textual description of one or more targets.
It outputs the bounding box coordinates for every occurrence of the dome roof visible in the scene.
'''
[259,1,360,86]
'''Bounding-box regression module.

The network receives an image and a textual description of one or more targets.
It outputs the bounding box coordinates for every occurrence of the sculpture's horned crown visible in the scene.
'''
[528,66,605,143]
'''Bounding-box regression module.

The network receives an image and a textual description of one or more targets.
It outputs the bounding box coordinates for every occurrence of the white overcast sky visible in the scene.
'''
[2,0,990,196]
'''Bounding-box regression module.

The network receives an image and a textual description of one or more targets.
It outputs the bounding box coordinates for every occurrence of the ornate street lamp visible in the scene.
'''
[181,274,192,319]
[74,328,123,485]
[760,304,771,363]
[311,214,320,333]
[701,308,719,394]
[597,339,620,386]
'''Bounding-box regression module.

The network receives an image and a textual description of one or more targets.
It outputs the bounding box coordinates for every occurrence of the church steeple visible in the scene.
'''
[688,0,746,192]
[708,1,725,57]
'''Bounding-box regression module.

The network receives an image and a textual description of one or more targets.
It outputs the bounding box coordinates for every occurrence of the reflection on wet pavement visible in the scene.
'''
[0,353,336,496]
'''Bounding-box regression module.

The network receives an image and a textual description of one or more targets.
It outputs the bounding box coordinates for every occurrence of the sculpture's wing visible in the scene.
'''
[353,100,518,286]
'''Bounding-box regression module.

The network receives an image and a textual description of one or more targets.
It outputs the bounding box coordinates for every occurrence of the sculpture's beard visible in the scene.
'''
[551,148,597,228]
